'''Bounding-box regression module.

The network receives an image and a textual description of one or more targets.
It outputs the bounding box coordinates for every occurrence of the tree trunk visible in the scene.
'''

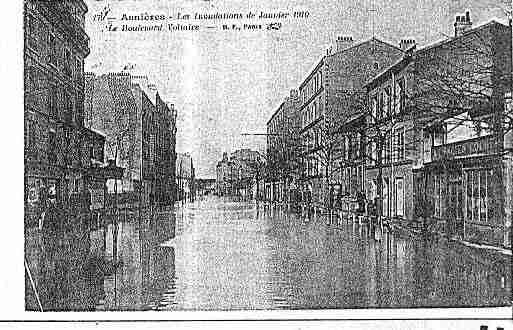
[376,137,383,218]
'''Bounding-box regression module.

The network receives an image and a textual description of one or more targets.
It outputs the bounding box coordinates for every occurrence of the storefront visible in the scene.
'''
[424,135,508,246]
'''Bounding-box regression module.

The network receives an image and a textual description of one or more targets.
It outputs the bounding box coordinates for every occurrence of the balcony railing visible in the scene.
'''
[431,134,500,161]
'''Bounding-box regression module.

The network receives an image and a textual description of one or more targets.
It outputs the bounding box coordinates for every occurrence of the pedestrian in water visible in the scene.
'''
[41,191,62,257]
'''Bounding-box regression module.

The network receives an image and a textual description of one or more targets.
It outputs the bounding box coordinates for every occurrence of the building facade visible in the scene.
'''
[265,90,301,203]
[24,0,110,224]
[84,72,177,207]
[297,36,404,210]
[365,14,512,247]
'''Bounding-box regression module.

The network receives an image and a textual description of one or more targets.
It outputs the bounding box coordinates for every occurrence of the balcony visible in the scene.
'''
[431,135,500,161]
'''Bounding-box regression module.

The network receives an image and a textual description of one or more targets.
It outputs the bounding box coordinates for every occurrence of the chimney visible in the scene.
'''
[335,36,354,52]
[290,89,298,99]
[454,11,472,37]
[399,39,416,51]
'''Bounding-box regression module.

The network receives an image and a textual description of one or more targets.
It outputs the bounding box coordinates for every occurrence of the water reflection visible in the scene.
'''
[25,197,511,311]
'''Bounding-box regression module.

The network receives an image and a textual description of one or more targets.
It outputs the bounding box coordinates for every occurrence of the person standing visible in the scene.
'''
[41,192,62,257]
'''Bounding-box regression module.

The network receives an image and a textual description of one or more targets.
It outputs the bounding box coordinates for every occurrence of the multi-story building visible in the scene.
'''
[176,153,196,202]
[297,36,404,210]
[364,13,512,247]
[84,72,177,207]
[24,0,110,224]
[266,90,302,203]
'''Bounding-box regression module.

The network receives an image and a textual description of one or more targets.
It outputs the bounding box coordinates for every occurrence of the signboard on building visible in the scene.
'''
[432,135,499,161]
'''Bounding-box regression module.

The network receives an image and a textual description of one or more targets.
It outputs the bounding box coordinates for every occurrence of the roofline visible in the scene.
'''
[266,100,286,126]
[416,19,509,54]
[364,20,510,90]
[364,55,413,90]
[328,36,405,58]
[298,56,326,90]
[299,37,405,91]
[83,127,106,140]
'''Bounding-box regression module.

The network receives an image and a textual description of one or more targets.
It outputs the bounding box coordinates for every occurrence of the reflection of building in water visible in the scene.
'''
[84,72,177,206]
[25,226,104,311]
[96,212,176,310]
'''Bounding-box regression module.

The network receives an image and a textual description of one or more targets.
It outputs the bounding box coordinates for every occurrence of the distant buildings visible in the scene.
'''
[84,72,177,206]
[24,0,112,224]
[265,12,512,248]
[176,153,195,202]
[216,149,263,198]
[196,178,216,196]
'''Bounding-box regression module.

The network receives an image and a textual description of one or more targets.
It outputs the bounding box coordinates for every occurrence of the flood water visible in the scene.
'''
[25,196,512,311]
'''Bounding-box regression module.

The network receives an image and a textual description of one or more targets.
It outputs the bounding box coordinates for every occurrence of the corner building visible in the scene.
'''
[365,15,512,247]
[24,0,107,223]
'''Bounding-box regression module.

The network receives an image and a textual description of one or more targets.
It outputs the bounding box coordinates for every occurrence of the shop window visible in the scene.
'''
[466,169,495,224]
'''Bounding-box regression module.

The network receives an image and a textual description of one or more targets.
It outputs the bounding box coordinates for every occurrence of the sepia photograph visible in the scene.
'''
[20,0,512,322]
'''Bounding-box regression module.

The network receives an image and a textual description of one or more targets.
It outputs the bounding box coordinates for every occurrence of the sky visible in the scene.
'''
[83,0,511,178]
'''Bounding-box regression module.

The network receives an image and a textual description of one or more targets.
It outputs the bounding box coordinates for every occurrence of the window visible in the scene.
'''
[64,48,72,76]
[26,67,36,91]
[377,92,383,120]
[396,78,405,114]
[26,120,37,157]
[371,95,378,123]
[25,14,38,50]
[48,34,57,65]
[384,87,391,118]
[383,178,389,216]
[394,128,405,162]
[75,92,84,125]
[48,131,57,163]
[395,178,404,217]
[63,91,73,124]
[49,85,58,118]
